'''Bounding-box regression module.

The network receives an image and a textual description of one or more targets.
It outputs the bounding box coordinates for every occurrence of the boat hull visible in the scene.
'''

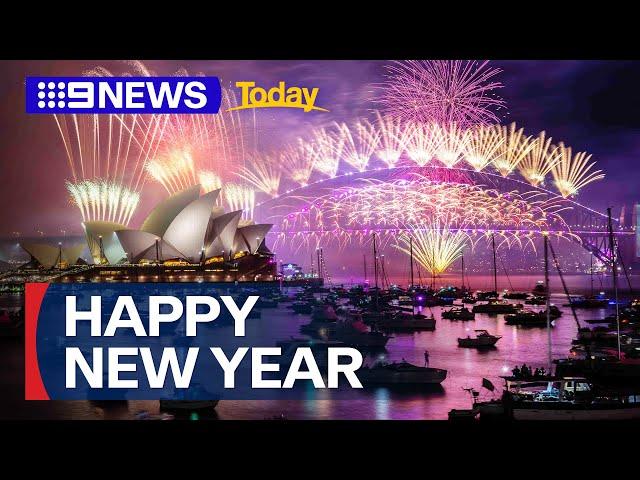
[512,406,640,420]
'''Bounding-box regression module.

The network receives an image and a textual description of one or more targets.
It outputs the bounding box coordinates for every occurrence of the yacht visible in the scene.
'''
[505,310,552,326]
[358,360,447,385]
[473,300,521,315]
[442,306,475,320]
[501,376,640,420]
[457,329,502,348]
[375,312,436,331]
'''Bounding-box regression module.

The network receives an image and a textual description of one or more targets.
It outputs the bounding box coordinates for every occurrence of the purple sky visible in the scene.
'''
[1,60,639,238]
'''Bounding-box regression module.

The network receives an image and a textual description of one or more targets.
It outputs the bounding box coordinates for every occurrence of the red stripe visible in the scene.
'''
[25,283,50,400]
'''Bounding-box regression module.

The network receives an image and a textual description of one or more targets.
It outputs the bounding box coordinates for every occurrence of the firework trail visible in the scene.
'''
[380,60,506,128]
[551,142,604,197]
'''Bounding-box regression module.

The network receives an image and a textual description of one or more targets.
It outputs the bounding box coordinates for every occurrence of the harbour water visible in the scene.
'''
[0,274,633,420]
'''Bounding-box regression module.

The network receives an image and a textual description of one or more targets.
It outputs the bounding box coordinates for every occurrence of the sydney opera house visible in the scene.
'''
[19,185,277,283]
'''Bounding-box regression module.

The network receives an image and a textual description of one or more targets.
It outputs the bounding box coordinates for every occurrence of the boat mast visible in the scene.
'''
[606,207,621,360]
[372,233,379,309]
[590,252,594,297]
[363,254,367,284]
[492,234,498,294]
[544,234,552,373]
[461,254,465,290]
[409,235,414,289]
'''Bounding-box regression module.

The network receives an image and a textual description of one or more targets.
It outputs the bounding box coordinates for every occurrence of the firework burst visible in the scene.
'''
[404,122,440,166]
[492,123,534,176]
[280,139,316,187]
[237,153,282,197]
[551,142,604,197]
[518,131,561,187]
[145,147,198,194]
[198,170,222,193]
[395,221,468,276]
[433,123,469,168]
[380,60,506,128]
[309,128,344,178]
[373,112,408,168]
[224,183,256,219]
[463,125,505,171]
[66,179,140,225]
[339,120,379,172]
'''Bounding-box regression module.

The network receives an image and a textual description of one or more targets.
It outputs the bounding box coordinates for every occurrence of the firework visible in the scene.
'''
[145,147,198,194]
[237,153,282,197]
[433,123,468,168]
[373,112,407,168]
[380,60,506,128]
[310,128,344,178]
[492,123,534,176]
[199,170,222,193]
[518,131,561,187]
[224,183,255,219]
[270,174,568,252]
[404,123,440,166]
[463,125,505,171]
[551,142,604,197]
[339,120,379,172]
[395,221,468,276]
[280,139,316,187]
[66,179,140,225]
[84,61,257,184]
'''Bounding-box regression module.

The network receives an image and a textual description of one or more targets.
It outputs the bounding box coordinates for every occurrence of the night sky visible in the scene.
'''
[1,60,639,238]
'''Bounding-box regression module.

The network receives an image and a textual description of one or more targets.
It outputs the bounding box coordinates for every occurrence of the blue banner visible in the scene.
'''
[27,283,365,401]
[25,77,222,114]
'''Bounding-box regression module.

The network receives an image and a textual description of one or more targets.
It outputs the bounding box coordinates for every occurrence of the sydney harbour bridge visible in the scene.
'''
[253,165,637,268]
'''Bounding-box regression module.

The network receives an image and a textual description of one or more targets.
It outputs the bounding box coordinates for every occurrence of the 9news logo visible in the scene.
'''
[25,77,222,114]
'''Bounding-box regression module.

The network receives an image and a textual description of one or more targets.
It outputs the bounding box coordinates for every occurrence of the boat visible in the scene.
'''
[532,280,546,295]
[503,291,529,300]
[448,409,478,421]
[357,360,447,385]
[476,290,499,301]
[525,295,546,305]
[332,328,390,348]
[375,312,436,331]
[501,376,640,420]
[505,310,552,326]
[329,319,390,348]
[461,296,477,305]
[472,300,521,315]
[441,306,475,320]
[457,329,502,348]
[279,339,348,369]
[564,295,609,309]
